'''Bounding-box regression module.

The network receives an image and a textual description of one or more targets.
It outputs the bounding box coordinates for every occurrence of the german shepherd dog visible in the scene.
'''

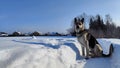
[74,18,114,59]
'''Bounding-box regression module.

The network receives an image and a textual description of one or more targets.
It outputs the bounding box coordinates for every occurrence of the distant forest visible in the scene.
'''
[68,13,120,38]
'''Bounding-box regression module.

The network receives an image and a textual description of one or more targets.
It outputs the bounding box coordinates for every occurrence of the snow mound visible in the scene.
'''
[32,36,37,39]
[0,36,120,68]
[97,39,112,54]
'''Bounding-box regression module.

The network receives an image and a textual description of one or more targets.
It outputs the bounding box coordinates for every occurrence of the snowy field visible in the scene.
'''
[0,36,120,68]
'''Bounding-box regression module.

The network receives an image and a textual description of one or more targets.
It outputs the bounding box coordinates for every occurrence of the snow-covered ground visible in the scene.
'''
[0,36,120,68]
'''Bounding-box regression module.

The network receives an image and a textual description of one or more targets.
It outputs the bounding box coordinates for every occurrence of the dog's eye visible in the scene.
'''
[75,23,78,25]
[75,22,82,25]
[75,23,80,25]
[78,23,82,25]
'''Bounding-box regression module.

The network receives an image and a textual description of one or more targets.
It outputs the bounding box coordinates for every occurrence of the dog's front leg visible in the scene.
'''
[81,46,85,56]
[85,41,90,59]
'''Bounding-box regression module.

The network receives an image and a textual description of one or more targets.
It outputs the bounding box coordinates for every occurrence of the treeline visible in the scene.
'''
[0,31,67,37]
[68,13,120,38]
[89,15,120,38]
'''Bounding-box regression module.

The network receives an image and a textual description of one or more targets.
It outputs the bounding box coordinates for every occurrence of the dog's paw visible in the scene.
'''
[85,57,89,60]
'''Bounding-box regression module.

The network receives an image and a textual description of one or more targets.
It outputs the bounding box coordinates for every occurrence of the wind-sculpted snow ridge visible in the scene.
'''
[0,36,120,68]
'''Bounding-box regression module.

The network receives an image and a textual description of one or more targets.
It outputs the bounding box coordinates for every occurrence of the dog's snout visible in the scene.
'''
[76,25,79,29]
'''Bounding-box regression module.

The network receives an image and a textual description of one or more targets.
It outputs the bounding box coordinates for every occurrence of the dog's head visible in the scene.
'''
[74,18,85,33]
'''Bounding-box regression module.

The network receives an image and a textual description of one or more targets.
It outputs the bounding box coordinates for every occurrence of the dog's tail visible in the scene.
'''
[102,44,114,57]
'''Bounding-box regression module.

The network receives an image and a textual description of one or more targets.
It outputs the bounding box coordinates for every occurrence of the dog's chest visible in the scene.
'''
[77,36,86,47]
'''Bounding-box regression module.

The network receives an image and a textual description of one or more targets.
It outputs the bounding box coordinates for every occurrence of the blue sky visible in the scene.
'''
[0,0,120,33]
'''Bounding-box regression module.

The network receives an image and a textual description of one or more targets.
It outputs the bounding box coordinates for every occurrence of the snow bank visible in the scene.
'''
[0,36,120,68]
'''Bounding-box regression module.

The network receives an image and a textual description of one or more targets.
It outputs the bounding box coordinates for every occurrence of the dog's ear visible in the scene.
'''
[74,18,77,23]
[81,18,84,23]
[78,18,81,22]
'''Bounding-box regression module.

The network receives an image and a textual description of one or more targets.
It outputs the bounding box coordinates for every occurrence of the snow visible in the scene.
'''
[0,36,120,68]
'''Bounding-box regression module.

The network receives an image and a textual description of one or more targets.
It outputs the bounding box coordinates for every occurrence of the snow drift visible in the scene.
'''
[0,36,120,68]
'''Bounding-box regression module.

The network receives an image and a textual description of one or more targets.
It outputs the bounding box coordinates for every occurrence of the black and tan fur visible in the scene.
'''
[74,18,113,59]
